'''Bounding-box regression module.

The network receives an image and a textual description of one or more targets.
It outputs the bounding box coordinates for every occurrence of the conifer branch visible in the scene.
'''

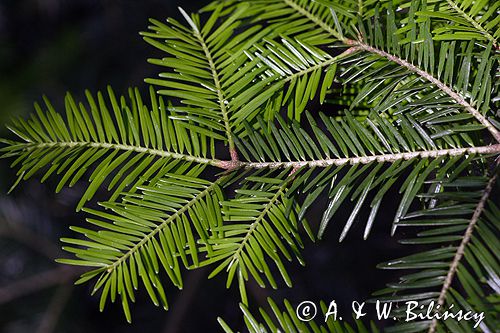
[346,39,500,143]
[284,0,343,40]
[216,144,500,170]
[283,0,500,143]
[18,141,222,167]
[427,170,498,333]
[105,176,227,274]
[190,19,238,160]
[227,181,289,266]
[445,0,499,50]
[2,1,500,328]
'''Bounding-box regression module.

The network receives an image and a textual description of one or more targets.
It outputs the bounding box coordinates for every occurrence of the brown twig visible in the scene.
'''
[0,222,62,260]
[284,0,500,144]
[0,266,83,305]
[35,284,73,333]
[222,144,500,170]
[347,40,500,143]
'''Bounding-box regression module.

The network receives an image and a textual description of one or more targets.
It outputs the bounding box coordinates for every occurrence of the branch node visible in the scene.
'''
[230,148,239,162]
[217,160,241,170]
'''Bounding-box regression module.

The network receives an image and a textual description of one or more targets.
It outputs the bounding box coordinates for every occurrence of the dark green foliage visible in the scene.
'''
[0,86,218,210]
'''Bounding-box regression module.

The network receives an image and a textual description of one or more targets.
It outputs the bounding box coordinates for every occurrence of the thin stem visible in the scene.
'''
[427,171,498,333]
[36,285,73,333]
[0,217,62,260]
[217,144,500,170]
[14,141,500,172]
[21,141,222,167]
[348,40,500,143]
[283,0,500,143]
[0,267,83,305]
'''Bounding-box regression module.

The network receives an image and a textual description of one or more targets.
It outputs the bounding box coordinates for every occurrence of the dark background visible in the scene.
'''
[0,1,408,332]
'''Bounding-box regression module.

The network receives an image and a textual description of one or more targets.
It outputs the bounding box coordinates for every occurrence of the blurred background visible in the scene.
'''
[0,1,410,332]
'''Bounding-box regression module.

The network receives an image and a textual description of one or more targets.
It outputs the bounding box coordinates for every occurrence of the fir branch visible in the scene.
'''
[282,0,500,142]
[284,0,343,40]
[216,144,500,170]
[0,267,83,305]
[2,1,500,327]
[227,180,289,267]
[346,39,500,143]
[17,141,221,167]
[181,8,238,160]
[445,0,499,50]
[104,175,228,274]
[428,170,498,333]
